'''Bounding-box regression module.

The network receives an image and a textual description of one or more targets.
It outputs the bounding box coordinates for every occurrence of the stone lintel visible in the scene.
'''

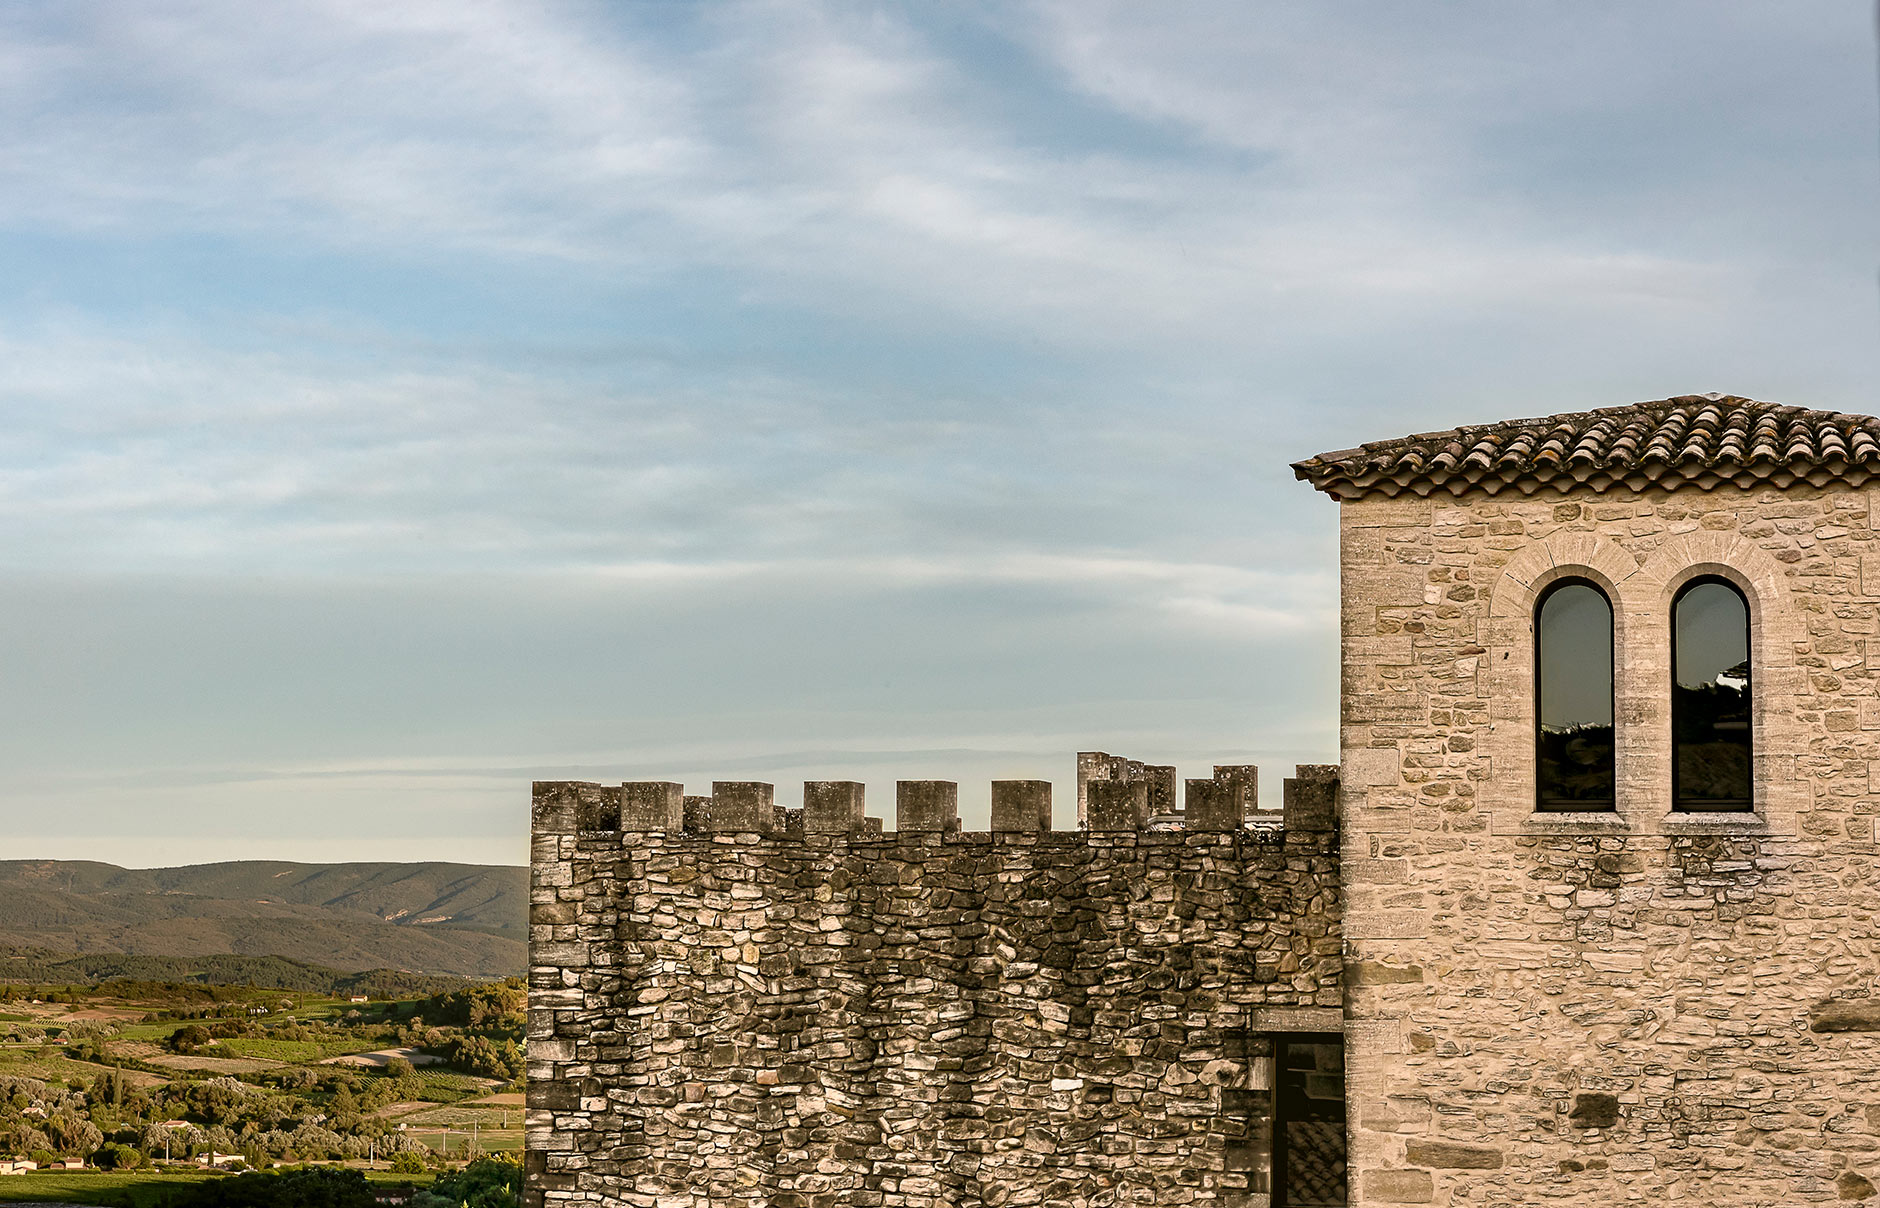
[1249,1006,1344,1034]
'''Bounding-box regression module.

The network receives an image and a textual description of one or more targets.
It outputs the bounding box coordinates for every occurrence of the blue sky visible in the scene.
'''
[1,1,1875,866]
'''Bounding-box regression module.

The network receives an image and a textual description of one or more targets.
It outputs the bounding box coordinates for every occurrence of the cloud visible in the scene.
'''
[0,0,1871,861]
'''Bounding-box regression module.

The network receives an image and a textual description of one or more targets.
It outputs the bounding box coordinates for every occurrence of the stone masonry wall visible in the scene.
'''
[527,773,1341,1208]
[1339,482,1880,1207]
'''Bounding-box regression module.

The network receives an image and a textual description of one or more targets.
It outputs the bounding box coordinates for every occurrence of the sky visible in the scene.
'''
[1,1,1875,867]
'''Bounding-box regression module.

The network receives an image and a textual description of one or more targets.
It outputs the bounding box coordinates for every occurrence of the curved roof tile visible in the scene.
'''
[1292,395,1880,499]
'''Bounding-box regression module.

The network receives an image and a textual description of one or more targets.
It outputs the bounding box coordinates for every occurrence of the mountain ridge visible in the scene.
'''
[0,859,527,979]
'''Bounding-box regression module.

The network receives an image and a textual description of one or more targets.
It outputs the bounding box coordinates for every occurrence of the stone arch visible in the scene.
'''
[1633,531,1802,826]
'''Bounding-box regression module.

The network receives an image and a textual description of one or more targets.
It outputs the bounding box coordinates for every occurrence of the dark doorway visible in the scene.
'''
[1221,1033,1347,1206]
[1273,1035,1346,1207]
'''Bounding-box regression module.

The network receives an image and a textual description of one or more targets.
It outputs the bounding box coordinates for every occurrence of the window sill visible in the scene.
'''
[1659,812,1768,836]
[1519,811,1628,835]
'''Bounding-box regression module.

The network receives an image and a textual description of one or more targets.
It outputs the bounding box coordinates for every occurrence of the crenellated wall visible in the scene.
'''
[526,768,1343,1208]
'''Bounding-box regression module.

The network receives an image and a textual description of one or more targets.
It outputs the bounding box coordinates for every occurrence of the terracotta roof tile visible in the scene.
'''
[1292,395,1880,499]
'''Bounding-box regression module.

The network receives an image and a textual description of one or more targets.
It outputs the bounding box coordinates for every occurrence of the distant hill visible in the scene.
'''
[0,860,526,980]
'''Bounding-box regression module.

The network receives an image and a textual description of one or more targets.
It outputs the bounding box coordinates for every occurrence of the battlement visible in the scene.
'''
[527,754,1343,1208]
[530,758,1338,842]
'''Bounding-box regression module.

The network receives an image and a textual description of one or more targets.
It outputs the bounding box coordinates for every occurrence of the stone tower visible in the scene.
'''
[1295,395,1880,1206]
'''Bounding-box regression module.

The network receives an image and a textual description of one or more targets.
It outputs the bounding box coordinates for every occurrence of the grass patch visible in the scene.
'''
[412,1071,496,1103]
[0,1167,216,1206]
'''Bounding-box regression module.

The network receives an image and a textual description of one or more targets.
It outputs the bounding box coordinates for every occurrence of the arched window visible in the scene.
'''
[1536,579,1615,810]
[1673,578,1752,811]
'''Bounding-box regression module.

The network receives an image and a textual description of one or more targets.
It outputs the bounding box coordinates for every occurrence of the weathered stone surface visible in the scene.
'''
[1404,1140,1503,1169]
[1283,771,1338,832]
[618,781,680,831]
[895,779,958,832]
[989,779,1051,832]
[709,780,776,833]
[1185,778,1243,830]
[802,780,864,833]
[1366,1169,1434,1202]
[1840,1170,1877,1201]
[1087,779,1148,831]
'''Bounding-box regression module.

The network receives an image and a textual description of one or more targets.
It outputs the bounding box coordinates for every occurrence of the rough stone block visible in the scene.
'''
[1342,747,1402,788]
[803,781,865,833]
[991,780,1051,832]
[710,781,778,833]
[619,782,681,831]
[1088,780,1149,831]
[1185,779,1243,830]
[896,781,958,832]
[1284,768,1339,832]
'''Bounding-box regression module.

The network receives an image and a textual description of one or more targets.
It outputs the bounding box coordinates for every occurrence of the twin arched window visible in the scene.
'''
[1535,577,1751,813]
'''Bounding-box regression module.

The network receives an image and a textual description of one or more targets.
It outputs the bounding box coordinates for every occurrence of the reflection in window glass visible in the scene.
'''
[1674,580,1751,810]
[1537,581,1615,809]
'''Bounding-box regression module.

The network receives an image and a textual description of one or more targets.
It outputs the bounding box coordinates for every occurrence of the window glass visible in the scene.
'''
[1674,580,1751,810]
[1537,581,1615,809]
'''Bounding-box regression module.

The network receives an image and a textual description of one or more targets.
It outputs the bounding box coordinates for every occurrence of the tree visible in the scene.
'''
[170,1024,212,1053]
[93,1141,146,1170]
[416,1154,522,1208]
[389,1150,427,1175]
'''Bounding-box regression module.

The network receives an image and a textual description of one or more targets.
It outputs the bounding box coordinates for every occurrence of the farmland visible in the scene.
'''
[0,978,523,1203]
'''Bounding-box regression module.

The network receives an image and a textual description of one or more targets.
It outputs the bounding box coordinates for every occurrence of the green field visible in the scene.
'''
[215,1036,373,1063]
